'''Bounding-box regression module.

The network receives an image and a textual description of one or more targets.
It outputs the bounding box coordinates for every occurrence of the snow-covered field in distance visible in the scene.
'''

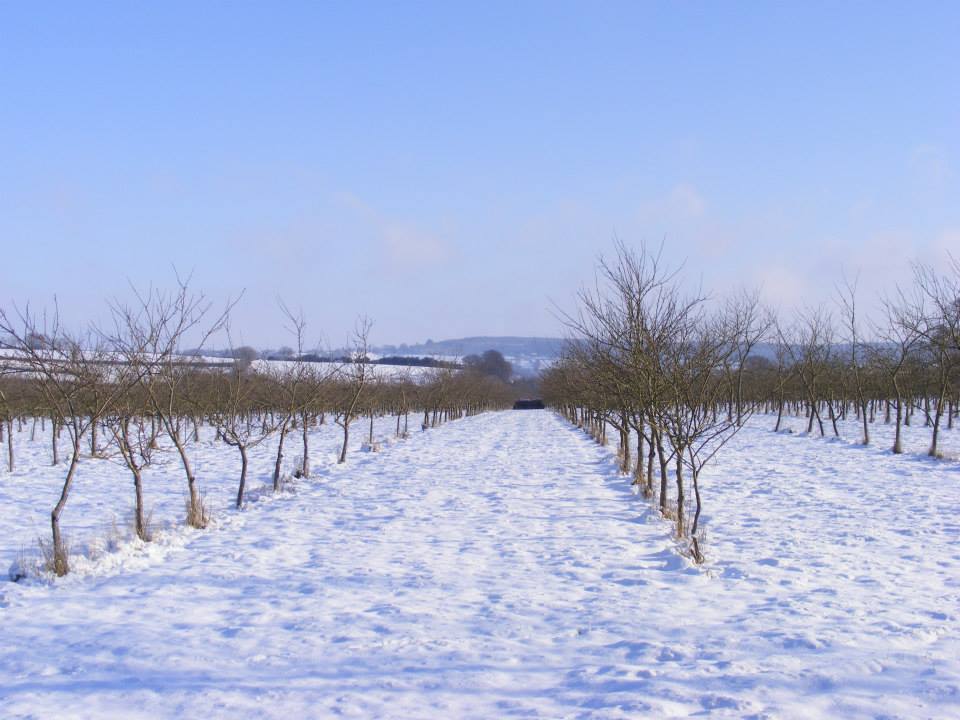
[249,358,439,379]
[0,410,958,718]
[370,336,565,377]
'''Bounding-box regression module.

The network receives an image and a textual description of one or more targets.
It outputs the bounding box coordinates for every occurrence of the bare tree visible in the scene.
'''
[657,301,739,554]
[108,276,234,527]
[0,304,131,574]
[785,306,835,437]
[836,273,871,445]
[268,302,316,488]
[724,288,773,426]
[0,378,17,473]
[770,317,795,432]
[104,388,156,542]
[334,317,372,464]
[874,288,924,454]
[911,259,960,457]
[211,357,276,509]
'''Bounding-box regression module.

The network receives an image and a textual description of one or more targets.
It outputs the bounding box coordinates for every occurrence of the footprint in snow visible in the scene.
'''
[657,647,685,662]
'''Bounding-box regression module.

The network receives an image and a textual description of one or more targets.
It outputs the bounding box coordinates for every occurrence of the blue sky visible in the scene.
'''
[2,2,957,348]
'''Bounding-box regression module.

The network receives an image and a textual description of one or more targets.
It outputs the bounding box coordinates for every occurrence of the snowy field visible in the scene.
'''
[0,410,958,718]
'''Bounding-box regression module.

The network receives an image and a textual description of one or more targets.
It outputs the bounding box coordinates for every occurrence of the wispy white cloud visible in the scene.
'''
[909,144,952,188]
[333,192,454,273]
[382,223,452,269]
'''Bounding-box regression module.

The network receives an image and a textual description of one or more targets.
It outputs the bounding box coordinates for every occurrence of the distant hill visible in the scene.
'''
[375,336,567,377]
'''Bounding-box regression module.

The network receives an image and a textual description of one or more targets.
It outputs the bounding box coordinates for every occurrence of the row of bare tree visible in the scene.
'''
[542,243,960,562]
[751,265,959,457]
[0,283,515,576]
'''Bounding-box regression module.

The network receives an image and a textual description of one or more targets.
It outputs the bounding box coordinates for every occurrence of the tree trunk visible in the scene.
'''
[812,403,825,437]
[235,444,249,508]
[691,466,703,537]
[893,389,904,454]
[6,417,13,473]
[929,387,946,458]
[827,396,840,437]
[132,463,147,541]
[120,418,149,542]
[273,418,289,490]
[860,397,870,445]
[736,370,745,426]
[51,443,82,576]
[339,420,350,464]
[51,416,59,465]
[619,422,630,474]
[301,411,310,478]
[674,452,685,538]
[655,429,669,513]
[646,430,656,495]
[170,428,202,526]
[633,423,644,488]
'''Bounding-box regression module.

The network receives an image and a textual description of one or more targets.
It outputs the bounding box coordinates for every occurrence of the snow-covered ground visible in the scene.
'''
[0,410,958,718]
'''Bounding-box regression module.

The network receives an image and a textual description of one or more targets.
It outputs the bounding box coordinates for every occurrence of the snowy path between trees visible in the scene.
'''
[1,410,959,718]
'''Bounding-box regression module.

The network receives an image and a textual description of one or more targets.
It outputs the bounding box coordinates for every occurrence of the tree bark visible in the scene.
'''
[674,452,685,538]
[691,464,703,538]
[655,429,669,513]
[646,430,656,496]
[893,388,904,454]
[6,417,13,473]
[169,428,202,526]
[301,410,310,478]
[273,418,289,490]
[339,420,350,464]
[51,443,82,575]
[929,388,946,458]
[860,397,870,445]
[51,416,59,465]
[235,444,249,508]
[132,463,147,541]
